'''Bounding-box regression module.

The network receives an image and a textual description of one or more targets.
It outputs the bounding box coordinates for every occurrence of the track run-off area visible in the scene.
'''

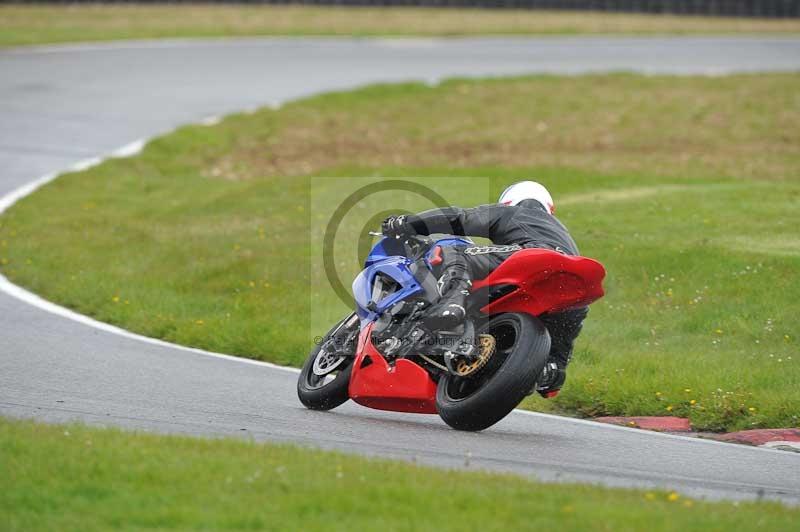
[1,37,800,504]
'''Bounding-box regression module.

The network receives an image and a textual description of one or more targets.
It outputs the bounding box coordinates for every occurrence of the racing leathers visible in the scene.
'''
[394,199,588,395]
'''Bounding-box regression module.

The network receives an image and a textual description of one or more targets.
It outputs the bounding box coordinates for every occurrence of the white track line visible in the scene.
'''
[0,121,299,375]
[0,172,56,214]
[0,274,298,374]
[0,109,793,455]
[199,115,222,126]
[763,441,800,452]
[111,139,146,158]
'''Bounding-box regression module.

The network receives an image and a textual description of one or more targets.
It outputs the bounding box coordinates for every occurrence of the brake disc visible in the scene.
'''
[312,329,357,376]
[312,345,347,376]
[454,334,496,377]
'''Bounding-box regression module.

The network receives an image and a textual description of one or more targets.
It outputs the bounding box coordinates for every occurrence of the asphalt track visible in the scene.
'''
[2,37,800,504]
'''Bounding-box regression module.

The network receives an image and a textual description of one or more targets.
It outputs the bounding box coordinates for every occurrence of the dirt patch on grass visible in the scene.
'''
[721,235,800,257]
[558,182,759,205]
[209,74,800,183]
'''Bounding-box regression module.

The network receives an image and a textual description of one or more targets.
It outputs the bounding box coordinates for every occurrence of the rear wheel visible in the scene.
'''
[297,315,358,411]
[436,313,550,431]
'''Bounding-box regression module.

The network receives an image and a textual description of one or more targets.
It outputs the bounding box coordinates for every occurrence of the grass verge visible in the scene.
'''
[1,417,798,531]
[2,3,800,47]
[1,74,799,432]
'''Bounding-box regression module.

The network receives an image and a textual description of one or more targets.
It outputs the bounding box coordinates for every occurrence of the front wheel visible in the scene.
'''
[436,313,551,431]
[297,314,358,411]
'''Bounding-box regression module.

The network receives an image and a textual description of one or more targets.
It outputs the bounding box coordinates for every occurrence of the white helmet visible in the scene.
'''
[498,181,555,214]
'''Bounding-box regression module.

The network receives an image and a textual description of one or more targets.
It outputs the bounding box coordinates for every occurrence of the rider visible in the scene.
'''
[381,181,587,398]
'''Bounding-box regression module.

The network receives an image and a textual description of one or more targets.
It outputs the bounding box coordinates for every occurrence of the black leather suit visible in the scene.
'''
[405,199,588,369]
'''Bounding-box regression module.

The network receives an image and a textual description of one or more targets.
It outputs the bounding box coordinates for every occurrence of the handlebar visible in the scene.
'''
[370,230,432,261]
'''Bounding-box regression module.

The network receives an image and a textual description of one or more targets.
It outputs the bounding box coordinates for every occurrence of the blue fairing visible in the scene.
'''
[353,236,474,326]
[352,256,422,324]
[363,238,392,268]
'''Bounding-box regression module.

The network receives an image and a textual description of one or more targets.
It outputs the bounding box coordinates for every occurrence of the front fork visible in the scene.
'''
[325,312,360,354]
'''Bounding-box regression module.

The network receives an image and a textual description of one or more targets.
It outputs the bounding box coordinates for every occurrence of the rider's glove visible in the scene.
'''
[382,215,415,239]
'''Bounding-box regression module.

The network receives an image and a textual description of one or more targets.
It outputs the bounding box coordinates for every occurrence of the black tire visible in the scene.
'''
[436,313,551,431]
[297,317,356,411]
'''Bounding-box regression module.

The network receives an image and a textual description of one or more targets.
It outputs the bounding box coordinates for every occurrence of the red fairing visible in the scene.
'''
[347,249,605,415]
[348,323,438,414]
[471,248,606,316]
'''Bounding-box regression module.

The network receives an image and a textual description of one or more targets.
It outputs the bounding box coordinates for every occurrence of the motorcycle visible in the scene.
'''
[298,232,606,431]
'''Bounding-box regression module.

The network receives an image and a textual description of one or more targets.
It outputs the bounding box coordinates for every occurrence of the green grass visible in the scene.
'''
[1,74,799,432]
[1,417,798,531]
[2,3,800,47]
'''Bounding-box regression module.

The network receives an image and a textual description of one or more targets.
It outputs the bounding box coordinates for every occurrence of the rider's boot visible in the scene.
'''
[422,266,472,331]
[536,361,567,398]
